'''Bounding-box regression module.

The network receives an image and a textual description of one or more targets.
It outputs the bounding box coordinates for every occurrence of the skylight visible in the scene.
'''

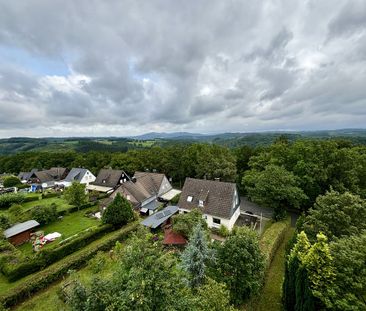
[187,196,193,202]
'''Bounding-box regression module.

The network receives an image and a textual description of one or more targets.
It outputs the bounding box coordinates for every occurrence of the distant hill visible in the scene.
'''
[0,129,366,155]
[129,132,206,140]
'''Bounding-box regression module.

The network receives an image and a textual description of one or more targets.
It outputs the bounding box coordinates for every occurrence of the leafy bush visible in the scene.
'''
[102,193,133,226]
[0,222,138,308]
[3,176,21,188]
[31,204,58,225]
[41,192,59,199]
[88,251,106,273]
[0,215,10,230]
[260,217,290,268]
[22,195,40,203]
[218,225,230,238]
[16,184,30,190]
[172,209,208,238]
[0,193,25,209]
[170,193,180,205]
[8,204,23,222]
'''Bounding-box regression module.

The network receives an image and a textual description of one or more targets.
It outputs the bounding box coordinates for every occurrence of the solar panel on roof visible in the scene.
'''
[163,210,172,217]
[155,212,165,219]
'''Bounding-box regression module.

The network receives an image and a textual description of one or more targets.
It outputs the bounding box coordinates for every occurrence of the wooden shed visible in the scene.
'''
[3,220,40,246]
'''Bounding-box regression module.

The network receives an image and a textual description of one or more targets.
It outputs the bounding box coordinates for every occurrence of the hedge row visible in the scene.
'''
[0,193,25,209]
[259,217,290,269]
[41,192,60,199]
[22,195,40,203]
[0,221,139,308]
[2,223,114,282]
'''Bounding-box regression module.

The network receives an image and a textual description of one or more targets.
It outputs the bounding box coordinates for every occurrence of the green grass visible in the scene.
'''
[16,209,99,256]
[244,227,295,311]
[21,197,72,213]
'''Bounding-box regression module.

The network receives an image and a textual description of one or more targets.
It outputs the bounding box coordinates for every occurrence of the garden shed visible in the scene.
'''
[3,220,40,246]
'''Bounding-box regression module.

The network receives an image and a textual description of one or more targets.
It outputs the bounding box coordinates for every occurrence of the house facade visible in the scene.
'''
[178,178,240,231]
[111,171,178,215]
[87,169,129,193]
[57,168,96,188]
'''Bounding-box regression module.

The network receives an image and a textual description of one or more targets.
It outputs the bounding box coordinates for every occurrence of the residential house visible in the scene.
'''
[111,171,179,215]
[28,167,68,189]
[87,169,129,193]
[3,220,40,246]
[57,168,96,188]
[18,169,38,183]
[178,178,240,231]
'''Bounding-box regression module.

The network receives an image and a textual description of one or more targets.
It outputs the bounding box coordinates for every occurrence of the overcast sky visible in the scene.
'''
[0,0,365,137]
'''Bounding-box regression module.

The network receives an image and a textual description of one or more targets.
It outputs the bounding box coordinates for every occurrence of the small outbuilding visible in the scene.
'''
[3,220,40,246]
[140,205,179,229]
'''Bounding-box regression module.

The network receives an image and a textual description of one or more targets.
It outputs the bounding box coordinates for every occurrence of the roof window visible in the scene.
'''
[187,196,193,202]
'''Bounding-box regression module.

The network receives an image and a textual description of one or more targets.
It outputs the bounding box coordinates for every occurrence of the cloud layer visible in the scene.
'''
[0,0,365,137]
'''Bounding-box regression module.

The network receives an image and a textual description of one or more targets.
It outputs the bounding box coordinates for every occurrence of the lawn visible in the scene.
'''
[21,196,72,213]
[244,227,295,311]
[17,208,99,256]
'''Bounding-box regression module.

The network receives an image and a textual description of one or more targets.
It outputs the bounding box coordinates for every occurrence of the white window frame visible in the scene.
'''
[187,196,193,202]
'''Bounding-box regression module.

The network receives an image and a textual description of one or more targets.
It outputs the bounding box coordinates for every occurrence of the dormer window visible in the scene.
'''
[199,200,204,207]
[102,180,106,184]
[126,195,131,200]
[187,196,193,202]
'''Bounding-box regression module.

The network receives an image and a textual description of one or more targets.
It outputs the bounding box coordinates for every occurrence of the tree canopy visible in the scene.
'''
[102,193,134,226]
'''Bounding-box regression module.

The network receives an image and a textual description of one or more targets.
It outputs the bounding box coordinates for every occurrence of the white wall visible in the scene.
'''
[79,170,96,185]
[178,207,240,231]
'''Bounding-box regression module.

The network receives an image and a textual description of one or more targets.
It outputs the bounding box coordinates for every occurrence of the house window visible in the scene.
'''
[213,218,221,225]
[126,195,131,200]
[198,200,204,207]
[187,196,193,202]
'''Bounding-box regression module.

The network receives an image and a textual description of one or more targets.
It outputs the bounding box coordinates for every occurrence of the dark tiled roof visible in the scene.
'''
[120,180,152,203]
[133,172,165,195]
[178,178,239,219]
[92,169,129,188]
[34,167,67,183]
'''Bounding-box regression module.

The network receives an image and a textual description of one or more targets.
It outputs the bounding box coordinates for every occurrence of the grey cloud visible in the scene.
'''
[0,0,365,136]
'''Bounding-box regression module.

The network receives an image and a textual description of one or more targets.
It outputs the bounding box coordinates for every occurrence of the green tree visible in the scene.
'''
[214,226,265,305]
[102,193,134,226]
[302,190,366,241]
[8,204,23,222]
[64,182,88,208]
[172,209,208,238]
[181,224,214,288]
[3,176,21,187]
[243,164,307,220]
[31,204,58,225]
[0,214,10,229]
[330,233,366,310]
[194,277,237,311]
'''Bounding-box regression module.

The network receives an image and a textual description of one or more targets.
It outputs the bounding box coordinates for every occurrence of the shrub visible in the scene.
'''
[218,225,230,238]
[172,209,208,238]
[0,193,25,209]
[64,182,87,207]
[22,195,40,203]
[8,205,23,222]
[0,215,10,230]
[259,217,290,268]
[102,193,133,226]
[16,184,30,190]
[41,192,59,199]
[31,204,58,225]
[0,222,139,308]
[3,176,21,188]
[170,193,180,205]
[88,251,106,273]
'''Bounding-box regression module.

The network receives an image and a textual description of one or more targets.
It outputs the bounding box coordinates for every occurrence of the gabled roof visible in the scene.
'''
[133,171,165,195]
[34,167,67,183]
[178,178,239,219]
[64,168,88,182]
[92,169,129,188]
[18,169,38,181]
[121,180,152,203]
[140,205,179,229]
[3,220,40,238]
